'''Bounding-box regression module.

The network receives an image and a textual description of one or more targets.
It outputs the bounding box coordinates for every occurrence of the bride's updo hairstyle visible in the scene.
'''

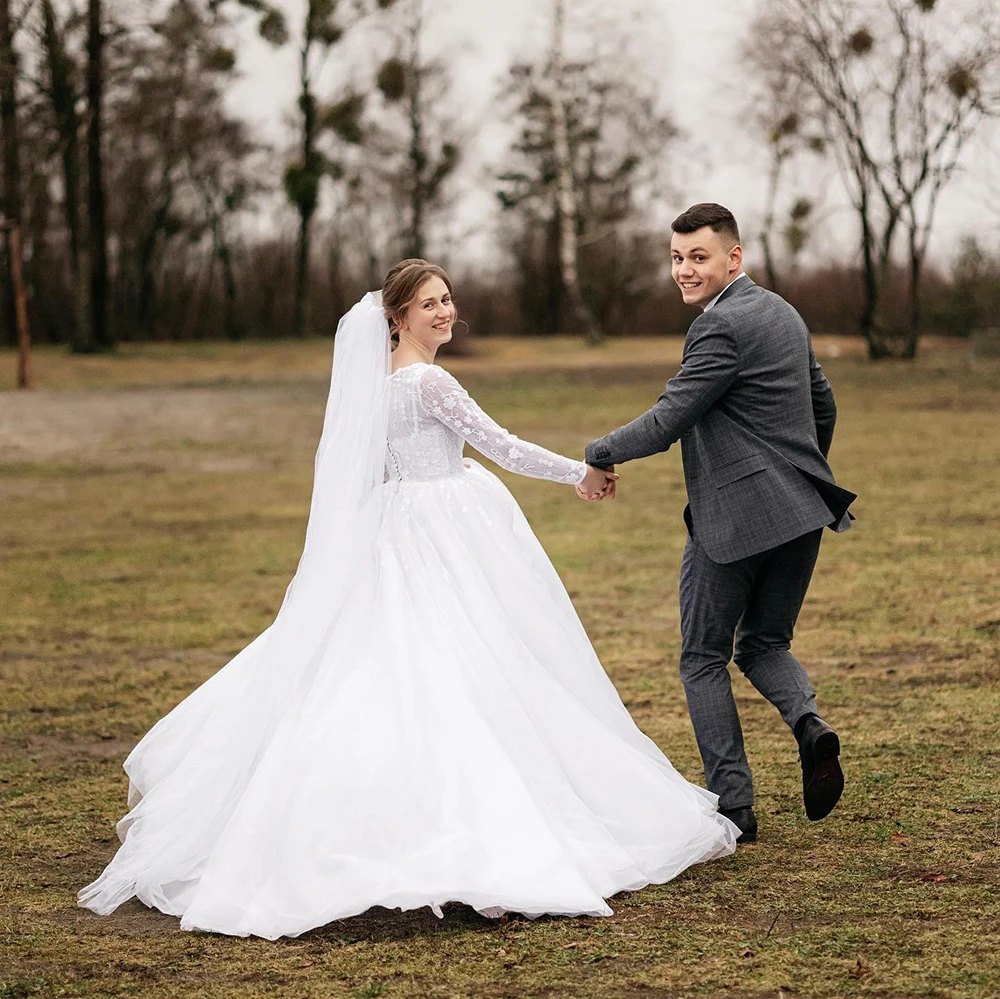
[382,259,456,346]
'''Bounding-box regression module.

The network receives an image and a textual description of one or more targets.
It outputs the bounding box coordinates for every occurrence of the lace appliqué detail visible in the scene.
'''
[383,363,586,484]
[416,365,587,485]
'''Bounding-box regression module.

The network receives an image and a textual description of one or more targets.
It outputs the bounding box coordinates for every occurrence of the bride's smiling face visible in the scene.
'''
[398,277,456,347]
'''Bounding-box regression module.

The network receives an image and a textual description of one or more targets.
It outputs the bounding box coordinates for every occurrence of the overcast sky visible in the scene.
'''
[226,0,999,269]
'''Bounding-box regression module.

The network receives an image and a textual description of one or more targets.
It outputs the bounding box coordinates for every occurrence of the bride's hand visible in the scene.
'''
[576,465,618,501]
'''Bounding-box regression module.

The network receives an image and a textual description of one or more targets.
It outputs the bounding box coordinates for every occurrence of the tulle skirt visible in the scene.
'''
[78,460,738,939]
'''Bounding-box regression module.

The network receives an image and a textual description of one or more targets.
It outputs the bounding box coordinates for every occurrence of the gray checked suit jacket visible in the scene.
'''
[585,276,856,564]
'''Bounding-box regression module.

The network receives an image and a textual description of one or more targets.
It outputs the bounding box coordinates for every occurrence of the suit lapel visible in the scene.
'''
[714,274,754,308]
[684,276,754,351]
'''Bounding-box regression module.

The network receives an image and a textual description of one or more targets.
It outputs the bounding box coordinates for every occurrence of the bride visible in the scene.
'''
[78,259,738,939]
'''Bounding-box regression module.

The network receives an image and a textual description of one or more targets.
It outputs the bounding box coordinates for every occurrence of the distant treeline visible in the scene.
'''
[2,0,999,356]
[20,234,1000,344]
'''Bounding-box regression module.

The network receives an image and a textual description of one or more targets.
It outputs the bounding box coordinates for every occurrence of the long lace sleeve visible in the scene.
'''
[418,365,588,485]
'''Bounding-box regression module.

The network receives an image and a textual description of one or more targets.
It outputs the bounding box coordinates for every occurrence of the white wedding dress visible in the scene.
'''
[79,309,737,940]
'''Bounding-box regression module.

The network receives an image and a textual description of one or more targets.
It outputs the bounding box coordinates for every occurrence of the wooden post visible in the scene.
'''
[4,221,30,388]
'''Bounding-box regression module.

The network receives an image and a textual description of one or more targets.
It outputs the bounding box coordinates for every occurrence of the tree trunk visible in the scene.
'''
[760,150,783,294]
[41,1,82,273]
[0,0,21,349]
[760,233,779,296]
[406,0,425,260]
[136,225,160,339]
[222,252,239,341]
[41,0,89,348]
[550,0,602,345]
[292,37,317,338]
[855,174,891,359]
[907,221,923,346]
[86,0,112,351]
[328,219,346,327]
[867,201,907,360]
[213,221,240,341]
[0,0,20,224]
[293,203,314,337]
[8,224,30,387]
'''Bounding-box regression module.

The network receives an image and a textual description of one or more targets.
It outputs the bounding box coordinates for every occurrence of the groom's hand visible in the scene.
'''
[576,465,618,501]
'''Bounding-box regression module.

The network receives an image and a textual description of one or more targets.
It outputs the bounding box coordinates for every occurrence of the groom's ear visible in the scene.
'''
[729,243,743,273]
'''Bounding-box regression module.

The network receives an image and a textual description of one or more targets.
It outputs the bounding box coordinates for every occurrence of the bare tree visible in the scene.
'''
[0,0,22,224]
[550,0,602,345]
[0,0,31,380]
[497,19,676,339]
[284,0,398,337]
[748,0,1000,358]
[188,126,259,342]
[83,0,115,350]
[36,0,91,347]
[372,0,459,261]
[743,47,827,294]
[0,0,23,345]
[100,1,275,340]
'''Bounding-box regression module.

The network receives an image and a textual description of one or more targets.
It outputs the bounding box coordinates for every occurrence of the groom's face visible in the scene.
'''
[671,228,742,308]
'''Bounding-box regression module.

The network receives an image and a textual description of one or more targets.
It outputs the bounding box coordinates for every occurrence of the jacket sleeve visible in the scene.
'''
[585,313,739,467]
[808,341,837,459]
[419,365,588,485]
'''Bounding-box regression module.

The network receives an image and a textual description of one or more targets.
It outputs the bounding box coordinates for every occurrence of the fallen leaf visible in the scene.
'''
[561,942,580,950]
[740,946,755,959]
[891,831,911,847]
[850,958,871,979]
[919,872,948,883]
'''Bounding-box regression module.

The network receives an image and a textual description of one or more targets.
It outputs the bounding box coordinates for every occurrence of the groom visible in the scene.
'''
[584,203,856,843]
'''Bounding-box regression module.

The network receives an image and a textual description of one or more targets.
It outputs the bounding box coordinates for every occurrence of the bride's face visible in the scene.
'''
[398,277,456,347]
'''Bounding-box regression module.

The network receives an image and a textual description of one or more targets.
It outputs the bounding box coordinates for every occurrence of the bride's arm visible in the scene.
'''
[418,365,588,485]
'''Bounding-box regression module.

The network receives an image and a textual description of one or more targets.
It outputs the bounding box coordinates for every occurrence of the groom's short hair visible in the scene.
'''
[672,204,740,247]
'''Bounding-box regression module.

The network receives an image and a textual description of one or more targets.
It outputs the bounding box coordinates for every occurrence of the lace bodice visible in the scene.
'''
[385,363,587,485]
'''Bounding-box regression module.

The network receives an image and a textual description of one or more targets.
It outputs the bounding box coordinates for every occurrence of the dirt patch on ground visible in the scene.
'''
[1,734,136,763]
[0,384,322,468]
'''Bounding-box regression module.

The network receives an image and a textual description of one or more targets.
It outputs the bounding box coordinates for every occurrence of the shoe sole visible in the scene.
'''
[804,730,843,821]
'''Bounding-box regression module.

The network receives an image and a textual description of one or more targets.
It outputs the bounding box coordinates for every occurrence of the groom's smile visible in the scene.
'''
[670,227,744,309]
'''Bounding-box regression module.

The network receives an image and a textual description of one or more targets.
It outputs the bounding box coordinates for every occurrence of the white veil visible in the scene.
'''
[160,287,392,736]
[274,290,391,641]
[80,292,393,914]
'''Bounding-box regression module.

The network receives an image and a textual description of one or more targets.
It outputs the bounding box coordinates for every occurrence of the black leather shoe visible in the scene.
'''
[796,714,844,821]
[721,806,758,844]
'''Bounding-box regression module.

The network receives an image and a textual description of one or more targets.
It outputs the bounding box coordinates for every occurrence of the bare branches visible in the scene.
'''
[748,0,1000,357]
[549,0,602,345]
[496,4,675,340]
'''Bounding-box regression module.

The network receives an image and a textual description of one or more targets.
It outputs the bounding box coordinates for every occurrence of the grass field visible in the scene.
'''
[1,336,998,999]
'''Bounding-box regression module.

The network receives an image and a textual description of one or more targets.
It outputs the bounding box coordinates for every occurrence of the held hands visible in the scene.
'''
[575,464,618,502]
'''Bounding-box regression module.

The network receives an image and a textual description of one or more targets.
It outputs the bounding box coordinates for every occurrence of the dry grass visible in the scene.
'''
[1,336,998,999]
